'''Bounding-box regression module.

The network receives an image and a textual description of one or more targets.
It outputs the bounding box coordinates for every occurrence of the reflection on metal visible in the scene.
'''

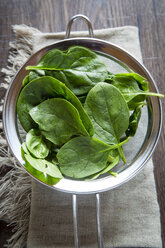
[72,194,79,248]
[96,194,104,248]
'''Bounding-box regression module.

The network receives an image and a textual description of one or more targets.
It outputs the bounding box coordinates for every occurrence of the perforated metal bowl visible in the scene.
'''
[3,23,162,195]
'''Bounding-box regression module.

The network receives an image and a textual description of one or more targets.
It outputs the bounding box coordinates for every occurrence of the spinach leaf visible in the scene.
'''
[106,73,163,110]
[17,76,93,135]
[29,98,89,146]
[21,143,63,185]
[57,136,129,179]
[57,136,110,179]
[26,129,50,158]
[29,70,45,82]
[22,70,45,87]
[125,104,143,137]
[87,149,120,180]
[84,82,130,163]
[106,72,149,90]
[22,75,29,87]
[78,95,87,104]
[26,46,108,95]
[84,82,129,144]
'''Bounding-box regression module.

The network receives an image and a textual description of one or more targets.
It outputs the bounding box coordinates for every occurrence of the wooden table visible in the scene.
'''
[0,0,165,247]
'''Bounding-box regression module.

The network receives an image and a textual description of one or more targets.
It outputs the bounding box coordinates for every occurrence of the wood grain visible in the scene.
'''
[0,0,164,246]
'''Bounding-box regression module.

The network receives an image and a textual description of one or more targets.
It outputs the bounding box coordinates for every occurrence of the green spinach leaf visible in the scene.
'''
[21,143,63,185]
[17,76,93,135]
[126,105,143,137]
[26,129,50,158]
[57,136,129,179]
[105,73,163,110]
[26,46,108,95]
[57,136,110,178]
[84,82,129,144]
[29,98,89,146]
[22,70,45,87]
[84,82,130,163]
[87,149,120,180]
[29,70,45,82]
[22,75,29,87]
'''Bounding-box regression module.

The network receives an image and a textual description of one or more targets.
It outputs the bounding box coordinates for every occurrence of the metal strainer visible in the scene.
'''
[3,15,163,247]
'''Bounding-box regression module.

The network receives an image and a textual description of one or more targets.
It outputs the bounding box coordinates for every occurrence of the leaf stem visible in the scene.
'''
[102,137,130,152]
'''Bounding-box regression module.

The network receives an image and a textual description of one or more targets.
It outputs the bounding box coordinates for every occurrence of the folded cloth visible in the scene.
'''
[2,25,162,247]
[28,160,161,248]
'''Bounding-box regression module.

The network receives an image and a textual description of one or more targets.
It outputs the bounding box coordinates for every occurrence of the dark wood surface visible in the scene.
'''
[0,0,165,247]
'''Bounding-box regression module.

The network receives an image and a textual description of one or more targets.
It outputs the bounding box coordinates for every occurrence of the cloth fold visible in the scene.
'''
[1,25,162,248]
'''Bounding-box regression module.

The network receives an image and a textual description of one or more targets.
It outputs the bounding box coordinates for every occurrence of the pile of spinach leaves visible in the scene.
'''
[17,45,163,185]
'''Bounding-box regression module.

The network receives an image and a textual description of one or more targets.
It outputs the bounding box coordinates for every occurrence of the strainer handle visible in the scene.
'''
[65,14,94,39]
[72,194,104,248]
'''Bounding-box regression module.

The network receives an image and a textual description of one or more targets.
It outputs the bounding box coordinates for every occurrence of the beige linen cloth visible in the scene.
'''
[4,25,162,247]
